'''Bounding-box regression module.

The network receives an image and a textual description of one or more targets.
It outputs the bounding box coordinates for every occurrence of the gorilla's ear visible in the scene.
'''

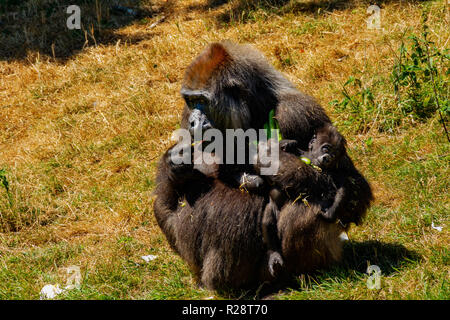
[183,42,231,88]
[308,134,317,150]
[205,43,231,68]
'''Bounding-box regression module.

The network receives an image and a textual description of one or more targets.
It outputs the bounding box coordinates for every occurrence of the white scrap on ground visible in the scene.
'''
[40,284,65,300]
[141,255,158,262]
[431,222,443,232]
[40,265,81,299]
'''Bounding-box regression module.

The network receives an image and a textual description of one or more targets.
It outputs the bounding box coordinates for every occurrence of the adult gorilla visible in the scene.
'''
[154,41,372,291]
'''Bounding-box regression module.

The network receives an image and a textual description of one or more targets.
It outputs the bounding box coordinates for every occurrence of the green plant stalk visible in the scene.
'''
[422,32,450,143]
[0,169,13,208]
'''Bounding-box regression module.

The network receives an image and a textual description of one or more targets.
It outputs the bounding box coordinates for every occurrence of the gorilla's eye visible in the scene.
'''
[194,101,206,112]
[185,96,209,111]
[321,145,331,153]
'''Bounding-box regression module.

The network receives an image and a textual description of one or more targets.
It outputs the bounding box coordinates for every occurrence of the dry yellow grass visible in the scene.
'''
[0,0,448,299]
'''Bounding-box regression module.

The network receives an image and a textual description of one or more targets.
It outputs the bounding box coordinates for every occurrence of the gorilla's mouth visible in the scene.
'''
[312,158,323,167]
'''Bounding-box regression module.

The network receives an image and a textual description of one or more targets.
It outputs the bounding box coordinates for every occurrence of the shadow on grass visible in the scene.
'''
[282,240,421,297]
[223,240,420,299]
[184,0,422,24]
[0,0,169,62]
[339,240,421,274]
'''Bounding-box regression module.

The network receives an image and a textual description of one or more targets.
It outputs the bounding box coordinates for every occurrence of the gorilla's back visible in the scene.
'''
[172,181,269,289]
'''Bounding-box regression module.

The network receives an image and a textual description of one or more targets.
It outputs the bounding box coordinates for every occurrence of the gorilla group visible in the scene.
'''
[154,41,373,292]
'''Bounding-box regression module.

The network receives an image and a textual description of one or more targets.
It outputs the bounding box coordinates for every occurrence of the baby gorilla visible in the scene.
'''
[187,124,347,278]
[299,124,347,222]
[251,124,347,277]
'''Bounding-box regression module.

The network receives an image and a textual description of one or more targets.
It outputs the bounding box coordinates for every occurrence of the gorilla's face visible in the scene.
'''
[308,135,337,169]
[307,125,345,170]
[180,42,277,137]
[181,89,213,136]
[181,86,252,136]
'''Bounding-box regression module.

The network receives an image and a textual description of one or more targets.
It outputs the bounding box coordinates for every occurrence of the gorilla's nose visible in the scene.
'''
[319,154,330,165]
[189,109,211,134]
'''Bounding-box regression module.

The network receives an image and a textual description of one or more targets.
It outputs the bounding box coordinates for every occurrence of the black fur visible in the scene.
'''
[153,41,373,291]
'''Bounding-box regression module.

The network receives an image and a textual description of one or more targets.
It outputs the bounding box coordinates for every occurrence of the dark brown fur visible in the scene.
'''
[303,124,373,226]
[153,41,373,291]
[266,123,372,226]
[258,124,374,276]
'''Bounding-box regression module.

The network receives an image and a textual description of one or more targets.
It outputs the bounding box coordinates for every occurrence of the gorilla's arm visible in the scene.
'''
[262,198,284,277]
[330,154,373,226]
[153,145,214,252]
[257,150,337,202]
[156,144,216,199]
[321,186,345,222]
[260,150,372,227]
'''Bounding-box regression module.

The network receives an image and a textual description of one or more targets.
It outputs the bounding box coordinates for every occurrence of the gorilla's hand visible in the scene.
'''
[279,139,299,153]
[238,173,264,192]
[319,187,345,223]
[268,250,284,277]
[167,143,194,174]
[167,142,222,185]
[166,142,209,186]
